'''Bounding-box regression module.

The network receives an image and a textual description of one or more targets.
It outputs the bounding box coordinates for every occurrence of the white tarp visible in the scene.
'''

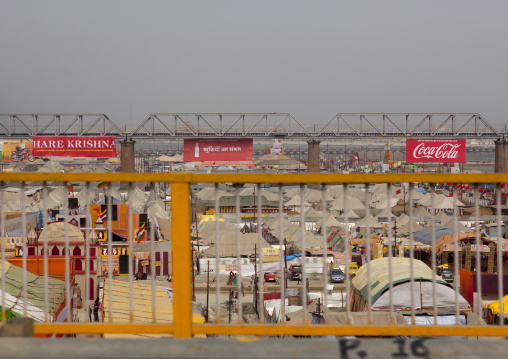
[373,281,470,310]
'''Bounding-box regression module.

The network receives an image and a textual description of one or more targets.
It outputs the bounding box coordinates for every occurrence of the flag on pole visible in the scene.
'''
[136,223,146,243]
[97,209,107,221]
[98,182,109,189]
[396,189,401,194]
[502,183,506,189]
[67,185,74,193]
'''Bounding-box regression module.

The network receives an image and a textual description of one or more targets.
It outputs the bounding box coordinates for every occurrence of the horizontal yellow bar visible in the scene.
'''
[33,323,174,335]
[32,323,508,337]
[192,324,508,337]
[0,172,507,184]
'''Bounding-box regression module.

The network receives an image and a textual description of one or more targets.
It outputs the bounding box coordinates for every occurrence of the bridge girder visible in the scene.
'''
[0,113,501,139]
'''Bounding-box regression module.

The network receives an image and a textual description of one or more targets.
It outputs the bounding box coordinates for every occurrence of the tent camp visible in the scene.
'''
[254,153,306,170]
[201,233,272,257]
[198,220,237,245]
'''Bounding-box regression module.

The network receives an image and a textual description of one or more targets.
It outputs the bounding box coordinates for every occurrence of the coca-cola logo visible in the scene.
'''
[412,143,461,159]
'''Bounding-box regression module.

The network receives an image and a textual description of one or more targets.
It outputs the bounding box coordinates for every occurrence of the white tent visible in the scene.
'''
[374,208,397,222]
[337,208,362,221]
[329,195,365,211]
[371,196,400,209]
[396,213,410,226]
[356,215,385,229]
[303,189,334,203]
[411,206,433,220]
[201,232,272,257]
[434,211,450,224]
[397,221,424,236]
[198,221,237,245]
[284,194,311,208]
[303,207,322,221]
[76,187,98,206]
[431,196,465,214]
[317,215,343,230]
[326,185,344,199]
[289,230,323,248]
[147,199,170,220]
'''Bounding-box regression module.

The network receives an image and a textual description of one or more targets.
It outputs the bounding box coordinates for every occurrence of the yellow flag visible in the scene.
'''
[289,236,293,241]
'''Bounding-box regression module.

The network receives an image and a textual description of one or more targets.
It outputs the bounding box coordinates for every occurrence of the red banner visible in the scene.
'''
[183,138,253,162]
[33,136,117,158]
[406,139,466,163]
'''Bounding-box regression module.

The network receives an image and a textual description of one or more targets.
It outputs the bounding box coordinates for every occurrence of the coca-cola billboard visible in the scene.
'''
[183,138,253,162]
[406,139,466,163]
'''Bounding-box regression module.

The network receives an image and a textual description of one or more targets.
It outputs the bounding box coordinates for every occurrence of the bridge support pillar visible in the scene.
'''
[495,139,508,173]
[120,139,136,189]
[307,139,321,190]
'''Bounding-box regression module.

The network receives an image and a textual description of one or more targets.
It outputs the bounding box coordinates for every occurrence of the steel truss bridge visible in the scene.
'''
[0,113,502,139]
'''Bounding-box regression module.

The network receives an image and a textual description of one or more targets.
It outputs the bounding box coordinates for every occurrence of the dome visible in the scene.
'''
[38,222,85,243]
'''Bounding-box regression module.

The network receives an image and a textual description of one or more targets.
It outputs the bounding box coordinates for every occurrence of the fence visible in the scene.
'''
[0,172,507,338]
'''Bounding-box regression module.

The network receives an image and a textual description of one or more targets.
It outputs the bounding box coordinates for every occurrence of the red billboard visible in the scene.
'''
[406,139,466,163]
[183,138,253,162]
[33,136,117,158]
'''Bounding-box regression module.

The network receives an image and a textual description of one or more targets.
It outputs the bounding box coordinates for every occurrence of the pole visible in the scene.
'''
[284,238,288,288]
[254,243,257,281]
[228,289,232,324]
[253,186,256,228]
[206,261,210,323]
[254,243,257,312]
[191,243,196,302]
[404,189,406,215]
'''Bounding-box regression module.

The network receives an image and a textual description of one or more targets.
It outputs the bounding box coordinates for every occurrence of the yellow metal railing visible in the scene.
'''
[2,172,508,337]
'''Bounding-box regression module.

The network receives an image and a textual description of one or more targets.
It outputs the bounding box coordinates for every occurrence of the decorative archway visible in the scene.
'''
[73,246,82,256]
[51,246,60,256]
[88,278,95,300]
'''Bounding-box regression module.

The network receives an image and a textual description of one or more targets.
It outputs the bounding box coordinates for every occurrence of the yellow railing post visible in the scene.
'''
[171,182,192,337]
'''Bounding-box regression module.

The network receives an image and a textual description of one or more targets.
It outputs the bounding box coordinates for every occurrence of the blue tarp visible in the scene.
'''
[414,187,427,194]
[285,253,302,261]
[413,227,454,245]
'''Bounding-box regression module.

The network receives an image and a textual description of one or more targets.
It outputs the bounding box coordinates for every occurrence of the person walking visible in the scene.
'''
[306,278,309,292]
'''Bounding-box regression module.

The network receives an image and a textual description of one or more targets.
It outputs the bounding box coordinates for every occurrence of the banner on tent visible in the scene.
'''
[262,248,280,262]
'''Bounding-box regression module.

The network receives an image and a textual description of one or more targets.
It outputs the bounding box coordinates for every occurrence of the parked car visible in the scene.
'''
[437,265,454,283]
[351,252,363,267]
[349,263,359,276]
[289,264,302,281]
[264,272,277,282]
[330,268,345,283]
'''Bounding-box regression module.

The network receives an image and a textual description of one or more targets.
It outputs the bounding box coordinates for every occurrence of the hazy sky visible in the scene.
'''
[1,1,508,129]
